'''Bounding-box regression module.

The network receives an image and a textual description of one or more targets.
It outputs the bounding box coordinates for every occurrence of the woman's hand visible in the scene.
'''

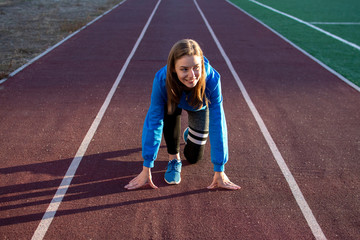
[125,166,158,190]
[207,172,241,190]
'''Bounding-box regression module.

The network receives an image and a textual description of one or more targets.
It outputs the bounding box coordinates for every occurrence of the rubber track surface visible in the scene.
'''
[0,0,359,239]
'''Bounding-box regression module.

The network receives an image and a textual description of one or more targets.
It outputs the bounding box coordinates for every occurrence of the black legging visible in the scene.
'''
[163,106,209,164]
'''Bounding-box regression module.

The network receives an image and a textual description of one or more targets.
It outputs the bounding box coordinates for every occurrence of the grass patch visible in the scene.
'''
[60,19,89,33]
[15,48,35,55]
[0,61,13,80]
[0,0,125,83]
[229,0,360,87]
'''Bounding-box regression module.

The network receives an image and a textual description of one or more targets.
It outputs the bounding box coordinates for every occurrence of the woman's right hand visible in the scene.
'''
[124,166,158,190]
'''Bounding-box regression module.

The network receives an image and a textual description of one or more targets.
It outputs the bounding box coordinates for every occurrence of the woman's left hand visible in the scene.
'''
[207,172,241,190]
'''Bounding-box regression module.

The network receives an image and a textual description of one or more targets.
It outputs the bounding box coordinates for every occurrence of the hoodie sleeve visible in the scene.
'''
[206,64,228,172]
[142,68,167,168]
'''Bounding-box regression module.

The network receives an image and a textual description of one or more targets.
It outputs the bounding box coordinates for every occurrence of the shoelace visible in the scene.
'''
[168,160,181,172]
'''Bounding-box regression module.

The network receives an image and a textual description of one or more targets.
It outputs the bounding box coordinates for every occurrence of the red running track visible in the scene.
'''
[0,0,359,239]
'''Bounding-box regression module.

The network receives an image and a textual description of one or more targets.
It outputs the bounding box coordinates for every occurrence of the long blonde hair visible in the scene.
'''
[166,39,207,114]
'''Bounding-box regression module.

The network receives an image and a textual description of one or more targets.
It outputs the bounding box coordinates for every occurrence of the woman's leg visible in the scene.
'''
[163,106,182,160]
[184,108,209,164]
[163,106,182,184]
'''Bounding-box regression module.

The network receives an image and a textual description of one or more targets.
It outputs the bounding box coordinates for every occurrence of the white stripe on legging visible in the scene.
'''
[189,128,209,138]
[188,135,207,145]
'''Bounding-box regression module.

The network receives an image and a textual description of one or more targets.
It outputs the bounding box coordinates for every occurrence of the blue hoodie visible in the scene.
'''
[142,57,228,172]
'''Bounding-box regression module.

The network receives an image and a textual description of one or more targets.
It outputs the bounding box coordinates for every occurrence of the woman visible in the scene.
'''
[125,39,240,190]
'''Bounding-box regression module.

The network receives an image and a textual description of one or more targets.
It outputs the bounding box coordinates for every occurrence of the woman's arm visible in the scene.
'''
[125,68,167,190]
[206,63,240,190]
[207,67,228,172]
[142,67,167,168]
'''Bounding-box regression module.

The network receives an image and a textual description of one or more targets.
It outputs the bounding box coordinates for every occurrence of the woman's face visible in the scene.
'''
[174,55,202,89]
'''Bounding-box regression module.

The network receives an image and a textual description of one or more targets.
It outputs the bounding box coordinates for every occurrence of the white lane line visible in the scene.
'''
[193,0,327,239]
[310,22,360,25]
[226,1,360,92]
[0,1,127,85]
[31,0,162,239]
[248,0,360,51]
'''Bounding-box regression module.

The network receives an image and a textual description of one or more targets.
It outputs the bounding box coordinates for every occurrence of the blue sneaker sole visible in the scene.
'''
[164,177,181,185]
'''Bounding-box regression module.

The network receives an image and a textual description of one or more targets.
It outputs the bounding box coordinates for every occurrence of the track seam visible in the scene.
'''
[30,0,162,239]
[194,0,327,239]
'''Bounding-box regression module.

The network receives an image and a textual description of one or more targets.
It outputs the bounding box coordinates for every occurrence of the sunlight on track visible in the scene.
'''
[194,0,327,239]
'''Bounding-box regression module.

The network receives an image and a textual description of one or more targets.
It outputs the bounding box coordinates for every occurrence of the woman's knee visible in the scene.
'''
[184,142,205,164]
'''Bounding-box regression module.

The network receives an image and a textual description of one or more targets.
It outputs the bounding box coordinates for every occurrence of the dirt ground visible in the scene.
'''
[0,0,123,80]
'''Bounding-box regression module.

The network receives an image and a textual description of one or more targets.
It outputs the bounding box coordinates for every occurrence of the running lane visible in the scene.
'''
[1,0,358,239]
[197,0,360,239]
[0,0,158,239]
[40,0,323,239]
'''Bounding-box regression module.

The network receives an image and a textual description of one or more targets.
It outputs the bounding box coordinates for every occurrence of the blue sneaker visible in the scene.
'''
[164,159,182,184]
[183,127,189,144]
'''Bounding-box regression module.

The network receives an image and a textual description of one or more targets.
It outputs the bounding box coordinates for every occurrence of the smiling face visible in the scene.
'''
[174,55,202,89]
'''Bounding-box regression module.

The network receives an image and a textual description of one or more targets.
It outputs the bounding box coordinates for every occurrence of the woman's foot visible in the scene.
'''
[164,159,182,184]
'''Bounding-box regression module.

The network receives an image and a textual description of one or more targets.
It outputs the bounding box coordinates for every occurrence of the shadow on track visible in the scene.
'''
[0,144,207,227]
